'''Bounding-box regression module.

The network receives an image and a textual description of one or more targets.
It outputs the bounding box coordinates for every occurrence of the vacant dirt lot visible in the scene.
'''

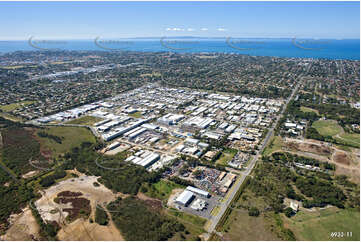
[283,138,360,183]
[57,217,123,241]
[2,207,40,241]
[333,152,351,165]
[285,138,332,157]
[33,174,124,240]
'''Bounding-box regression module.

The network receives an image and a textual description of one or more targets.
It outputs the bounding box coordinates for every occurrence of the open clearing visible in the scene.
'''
[263,136,284,156]
[0,101,35,112]
[282,207,360,241]
[143,179,183,201]
[65,116,103,126]
[220,209,279,241]
[300,106,319,115]
[128,111,142,118]
[312,120,343,137]
[2,207,40,241]
[34,174,124,241]
[216,148,237,165]
[335,133,360,147]
[57,216,123,241]
[36,126,95,157]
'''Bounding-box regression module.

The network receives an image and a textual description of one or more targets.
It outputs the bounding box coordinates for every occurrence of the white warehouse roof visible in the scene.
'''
[176,190,194,206]
[186,186,209,197]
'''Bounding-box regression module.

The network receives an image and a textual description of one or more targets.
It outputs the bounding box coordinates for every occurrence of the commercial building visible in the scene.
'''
[157,113,185,125]
[190,199,207,211]
[186,186,210,198]
[175,190,195,206]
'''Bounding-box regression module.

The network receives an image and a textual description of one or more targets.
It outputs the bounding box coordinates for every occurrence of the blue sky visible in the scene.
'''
[0,1,359,40]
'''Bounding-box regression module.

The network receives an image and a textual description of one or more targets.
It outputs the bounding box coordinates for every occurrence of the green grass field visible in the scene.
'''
[168,209,207,227]
[312,120,343,137]
[220,209,279,241]
[128,111,142,118]
[169,212,206,241]
[216,148,238,165]
[0,101,35,112]
[65,116,103,126]
[263,136,284,156]
[301,106,319,115]
[336,133,360,146]
[282,207,360,241]
[143,179,183,200]
[36,126,96,157]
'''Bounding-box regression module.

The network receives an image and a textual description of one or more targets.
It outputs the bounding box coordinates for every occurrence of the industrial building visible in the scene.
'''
[175,190,195,206]
[190,199,207,211]
[125,150,160,168]
[186,186,210,198]
[157,113,185,125]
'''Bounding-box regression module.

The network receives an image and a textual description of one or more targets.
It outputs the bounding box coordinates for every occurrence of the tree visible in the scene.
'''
[284,207,294,218]
[95,206,109,225]
[248,207,260,217]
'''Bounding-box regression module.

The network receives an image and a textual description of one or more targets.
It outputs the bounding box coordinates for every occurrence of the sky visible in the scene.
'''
[0,1,359,40]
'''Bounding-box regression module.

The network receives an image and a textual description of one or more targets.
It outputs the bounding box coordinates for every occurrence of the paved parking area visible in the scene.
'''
[177,194,220,219]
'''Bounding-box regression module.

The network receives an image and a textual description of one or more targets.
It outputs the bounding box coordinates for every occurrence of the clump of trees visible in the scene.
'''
[107,197,185,240]
[95,206,109,226]
[30,200,59,239]
[169,176,195,187]
[248,207,260,217]
[40,170,67,187]
[37,131,63,144]
[63,143,162,195]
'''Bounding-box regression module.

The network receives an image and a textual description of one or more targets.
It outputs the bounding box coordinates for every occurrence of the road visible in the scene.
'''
[206,80,301,236]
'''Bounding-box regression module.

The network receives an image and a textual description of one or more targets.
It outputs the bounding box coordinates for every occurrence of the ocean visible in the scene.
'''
[0,38,359,60]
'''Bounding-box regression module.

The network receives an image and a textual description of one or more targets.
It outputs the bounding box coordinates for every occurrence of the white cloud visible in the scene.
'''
[166,27,185,31]
[187,28,195,32]
[217,28,228,32]
[201,28,208,31]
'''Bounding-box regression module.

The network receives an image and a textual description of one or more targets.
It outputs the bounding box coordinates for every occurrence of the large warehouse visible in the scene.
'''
[175,190,195,206]
[186,186,210,198]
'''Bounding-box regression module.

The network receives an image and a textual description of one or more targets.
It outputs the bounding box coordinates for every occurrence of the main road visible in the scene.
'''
[206,80,302,236]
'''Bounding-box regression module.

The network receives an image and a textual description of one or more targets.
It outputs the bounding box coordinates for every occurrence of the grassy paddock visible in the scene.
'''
[282,207,360,241]
[216,148,238,165]
[312,120,343,137]
[0,101,35,112]
[143,179,183,200]
[168,208,207,227]
[336,133,360,146]
[65,116,103,126]
[263,136,284,156]
[36,126,96,157]
[301,106,319,115]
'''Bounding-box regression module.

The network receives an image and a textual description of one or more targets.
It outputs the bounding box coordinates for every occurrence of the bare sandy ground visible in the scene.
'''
[57,217,124,241]
[21,170,39,179]
[34,174,124,240]
[2,207,40,241]
[167,188,184,207]
[284,138,360,183]
[35,175,116,223]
